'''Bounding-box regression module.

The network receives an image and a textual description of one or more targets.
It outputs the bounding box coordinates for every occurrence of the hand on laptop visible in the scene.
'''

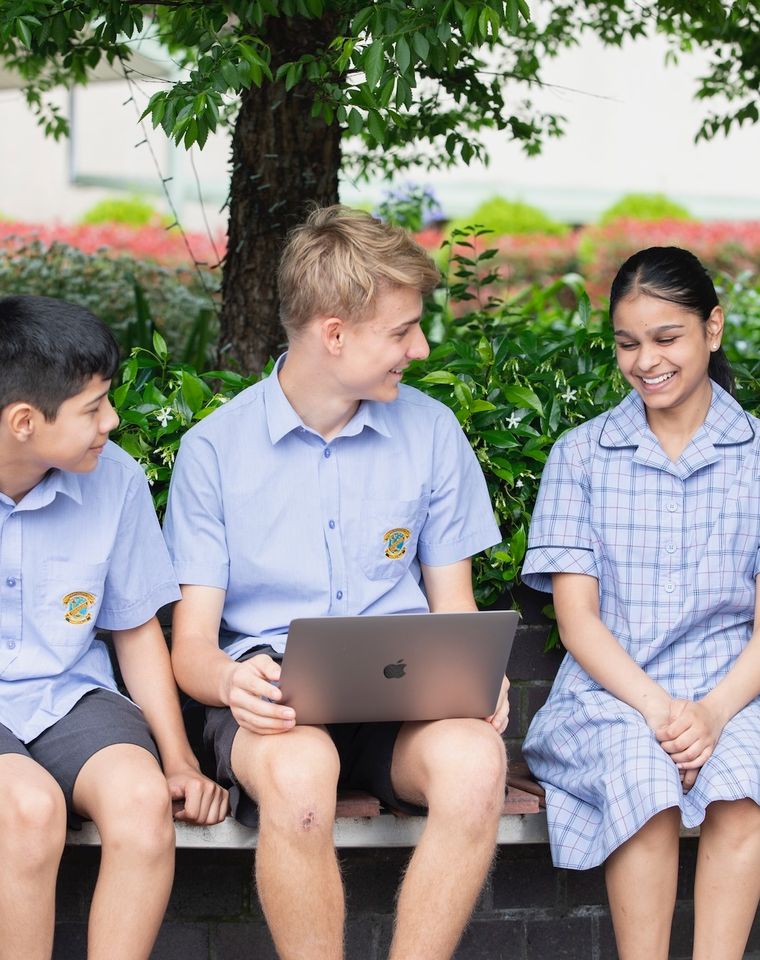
[485,675,510,734]
[224,654,297,735]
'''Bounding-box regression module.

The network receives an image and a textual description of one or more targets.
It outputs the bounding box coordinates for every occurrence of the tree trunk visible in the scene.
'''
[219,15,341,373]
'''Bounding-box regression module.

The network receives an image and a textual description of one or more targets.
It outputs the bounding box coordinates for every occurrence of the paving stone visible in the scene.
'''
[167,850,253,919]
[492,845,560,909]
[525,916,593,959]
[454,918,525,959]
[53,922,87,960]
[341,848,409,914]
[564,864,608,908]
[212,921,279,959]
[151,923,209,960]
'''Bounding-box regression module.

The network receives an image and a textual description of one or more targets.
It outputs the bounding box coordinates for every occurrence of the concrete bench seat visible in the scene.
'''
[67,771,551,849]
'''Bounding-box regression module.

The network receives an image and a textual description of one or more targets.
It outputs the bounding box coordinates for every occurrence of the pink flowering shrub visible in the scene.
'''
[0,221,226,268]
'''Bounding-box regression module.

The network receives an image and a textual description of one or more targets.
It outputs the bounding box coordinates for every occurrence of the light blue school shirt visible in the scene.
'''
[163,357,501,659]
[0,441,181,742]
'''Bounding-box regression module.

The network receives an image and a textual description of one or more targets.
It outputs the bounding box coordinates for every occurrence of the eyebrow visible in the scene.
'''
[82,388,110,407]
[389,317,421,334]
[613,324,684,338]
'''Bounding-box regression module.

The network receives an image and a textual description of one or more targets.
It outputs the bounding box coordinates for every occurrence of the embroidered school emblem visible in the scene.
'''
[62,591,96,625]
[384,527,411,560]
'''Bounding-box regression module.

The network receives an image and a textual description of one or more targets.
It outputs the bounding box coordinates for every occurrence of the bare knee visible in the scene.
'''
[424,721,507,824]
[97,774,174,858]
[0,780,66,867]
[253,733,340,836]
[703,798,760,848]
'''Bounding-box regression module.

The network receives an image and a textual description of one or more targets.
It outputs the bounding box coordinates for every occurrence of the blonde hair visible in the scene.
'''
[277,205,441,337]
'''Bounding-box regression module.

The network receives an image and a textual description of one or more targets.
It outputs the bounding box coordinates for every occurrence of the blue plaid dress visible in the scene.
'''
[522,383,760,869]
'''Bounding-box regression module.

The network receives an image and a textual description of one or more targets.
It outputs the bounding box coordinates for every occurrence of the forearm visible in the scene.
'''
[171,630,238,708]
[702,631,760,726]
[553,574,671,725]
[113,618,200,771]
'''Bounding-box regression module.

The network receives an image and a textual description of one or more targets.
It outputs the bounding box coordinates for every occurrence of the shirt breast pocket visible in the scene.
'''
[42,560,109,645]
[359,498,426,581]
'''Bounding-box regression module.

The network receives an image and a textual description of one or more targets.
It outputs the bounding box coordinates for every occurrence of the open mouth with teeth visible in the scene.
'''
[641,371,676,385]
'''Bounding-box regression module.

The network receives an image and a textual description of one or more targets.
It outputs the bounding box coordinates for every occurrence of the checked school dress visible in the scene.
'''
[522,382,760,869]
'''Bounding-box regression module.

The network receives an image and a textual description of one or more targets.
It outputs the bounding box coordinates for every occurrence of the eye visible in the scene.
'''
[657,337,676,345]
[616,341,637,350]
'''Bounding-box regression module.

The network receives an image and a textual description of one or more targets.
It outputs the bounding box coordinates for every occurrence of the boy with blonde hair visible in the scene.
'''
[165,206,509,960]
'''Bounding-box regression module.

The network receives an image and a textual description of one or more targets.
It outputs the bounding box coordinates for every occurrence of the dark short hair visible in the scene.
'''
[0,295,120,421]
[609,246,734,395]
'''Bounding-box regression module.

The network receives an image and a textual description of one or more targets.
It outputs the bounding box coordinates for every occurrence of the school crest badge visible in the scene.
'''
[384,527,411,560]
[62,591,96,625]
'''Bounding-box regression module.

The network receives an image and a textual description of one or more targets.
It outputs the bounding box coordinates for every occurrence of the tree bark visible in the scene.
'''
[219,15,341,373]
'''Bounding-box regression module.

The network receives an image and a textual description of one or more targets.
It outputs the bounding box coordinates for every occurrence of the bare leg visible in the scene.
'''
[0,755,66,960]
[232,725,343,960]
[72,744,175,960]
[388,718,507,960]
[605,806,680,960]
[693,798,760,960]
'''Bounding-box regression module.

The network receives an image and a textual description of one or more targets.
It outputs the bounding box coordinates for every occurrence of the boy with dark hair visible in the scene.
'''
[165,206,509,960]
[0,295,227,960]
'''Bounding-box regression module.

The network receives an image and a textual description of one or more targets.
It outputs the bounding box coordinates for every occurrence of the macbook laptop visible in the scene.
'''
[278,610,519,725]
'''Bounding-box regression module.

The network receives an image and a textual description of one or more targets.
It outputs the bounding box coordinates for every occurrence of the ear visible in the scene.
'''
[319,316,346,357]
[705,305,724,350]
[3,402,39,442]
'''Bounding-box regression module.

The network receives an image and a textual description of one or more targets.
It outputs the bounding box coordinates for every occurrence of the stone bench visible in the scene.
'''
[67,766,550,849]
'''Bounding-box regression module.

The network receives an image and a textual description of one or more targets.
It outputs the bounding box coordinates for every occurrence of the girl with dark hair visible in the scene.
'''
[522,247,760,959]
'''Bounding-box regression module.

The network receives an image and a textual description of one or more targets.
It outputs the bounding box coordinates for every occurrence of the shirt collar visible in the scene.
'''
[599,381,755,475]
[263,354,392,444]
[10,467,83,512]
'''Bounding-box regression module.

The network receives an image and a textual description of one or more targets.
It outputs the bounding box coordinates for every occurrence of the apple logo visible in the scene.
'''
[383,659,407,680]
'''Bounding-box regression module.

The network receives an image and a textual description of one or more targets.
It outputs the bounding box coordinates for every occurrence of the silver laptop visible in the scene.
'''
[278,610,519,725]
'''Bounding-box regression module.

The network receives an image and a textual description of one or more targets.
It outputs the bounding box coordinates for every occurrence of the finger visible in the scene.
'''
[250,654,282,683]
[234,709,296,735]
[669,740,709,764]
[180,779,203,822]
[682,768,699,792]
[230,690,295,722]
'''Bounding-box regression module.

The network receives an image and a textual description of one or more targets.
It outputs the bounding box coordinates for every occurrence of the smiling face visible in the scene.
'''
[337,285,430,403]
[613,293,723,419]
[26,374,119,476]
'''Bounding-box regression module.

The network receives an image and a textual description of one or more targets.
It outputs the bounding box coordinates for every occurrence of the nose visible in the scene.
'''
[407,324,430,361]
[101,397,120,434]
[635,341,661,372]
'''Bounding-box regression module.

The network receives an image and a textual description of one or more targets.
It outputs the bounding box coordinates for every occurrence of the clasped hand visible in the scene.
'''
[225,654,296,735]
[655,699,725,792]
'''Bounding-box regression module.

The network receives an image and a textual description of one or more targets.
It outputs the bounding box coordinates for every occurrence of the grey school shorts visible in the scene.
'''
[204,645,427,826]
[0,688,160,828]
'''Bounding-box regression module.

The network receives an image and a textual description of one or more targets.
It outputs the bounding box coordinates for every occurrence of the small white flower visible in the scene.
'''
[506,413,520,429]
[155,406,174,427]
[561,387,577,403]
[515,478,524,489]
[157,447,176,467]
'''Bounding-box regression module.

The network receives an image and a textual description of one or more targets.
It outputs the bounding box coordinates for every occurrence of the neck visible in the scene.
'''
[645,380,713,462]
[277,349,359,442]
[0,455,46,504]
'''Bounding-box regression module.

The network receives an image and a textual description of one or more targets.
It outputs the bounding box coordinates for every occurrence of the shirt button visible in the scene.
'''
[665,542,677,554]
[666,502,678,513]
[6,640,15,650]
[328,520,336,530]
[6,577,16,587]
[336,590,343,600]
[324,448,331,459]
[664,581,675,594]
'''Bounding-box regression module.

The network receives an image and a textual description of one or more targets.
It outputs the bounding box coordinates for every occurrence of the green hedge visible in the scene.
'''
[111,240,760,630]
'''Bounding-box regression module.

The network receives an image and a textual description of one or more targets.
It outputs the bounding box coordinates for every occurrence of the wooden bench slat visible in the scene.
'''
[335,790,382,818]
[507,762,546,807]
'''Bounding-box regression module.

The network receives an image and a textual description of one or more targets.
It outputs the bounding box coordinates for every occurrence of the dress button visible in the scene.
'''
[6,577,16,587]
[328,520,336,530]
[665,542,677,554]
[666,502,678,513]
[336,590,343,600]
[664,581,675,594]
[324,448,331,459]
[6,640,16,650]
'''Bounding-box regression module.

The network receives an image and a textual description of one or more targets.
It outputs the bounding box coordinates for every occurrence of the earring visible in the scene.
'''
[711,343,719,351]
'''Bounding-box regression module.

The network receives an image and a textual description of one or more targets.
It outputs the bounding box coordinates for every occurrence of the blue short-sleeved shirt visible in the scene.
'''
[163,357,501,658]
[0,441,181,742]
[521,383,760,869]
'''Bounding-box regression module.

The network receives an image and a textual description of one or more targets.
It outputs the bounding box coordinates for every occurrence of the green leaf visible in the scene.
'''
[364,39,385,89]
[412,32,429,61]
[503,386,544,416]
[180,371,205,413]
[420,371,460,385]
[152,330,168,361]
[395,35,410,73]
